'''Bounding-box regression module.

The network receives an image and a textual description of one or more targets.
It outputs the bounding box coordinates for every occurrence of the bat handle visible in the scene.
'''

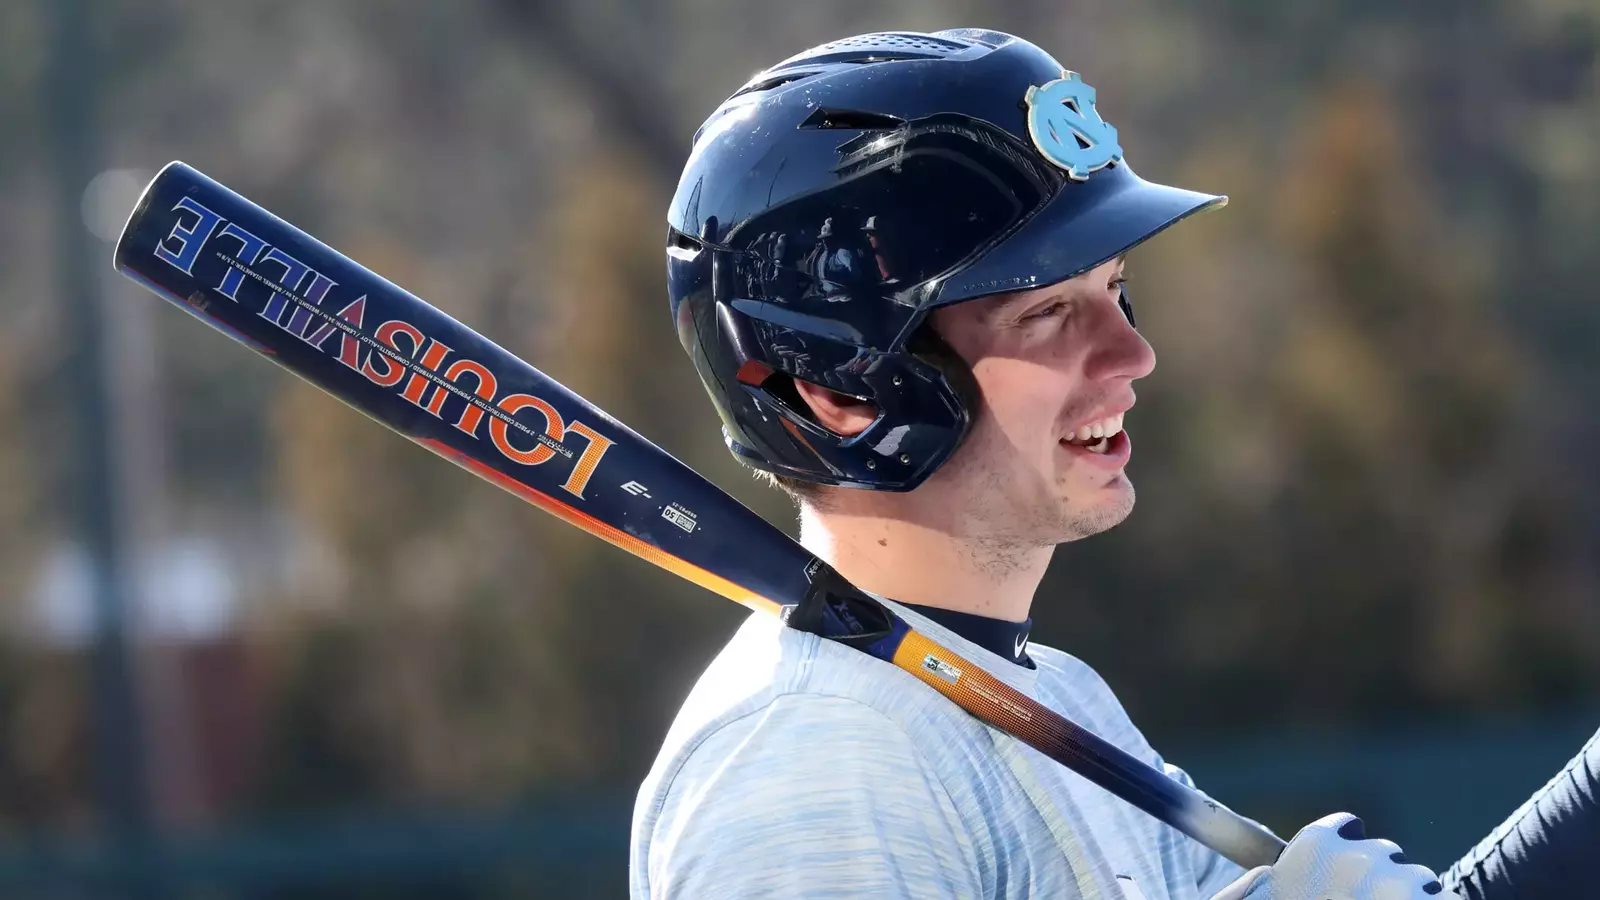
[790,562,1286,870]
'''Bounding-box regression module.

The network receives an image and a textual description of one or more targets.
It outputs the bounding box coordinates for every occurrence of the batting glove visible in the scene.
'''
[1210,813,1450,900]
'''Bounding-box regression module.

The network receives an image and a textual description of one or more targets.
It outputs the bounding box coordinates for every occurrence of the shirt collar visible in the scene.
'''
[898,601,1035,669]
[872,596,1042,696]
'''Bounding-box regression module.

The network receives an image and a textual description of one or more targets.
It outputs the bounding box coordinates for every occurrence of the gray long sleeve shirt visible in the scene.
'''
[630,599,1247,899]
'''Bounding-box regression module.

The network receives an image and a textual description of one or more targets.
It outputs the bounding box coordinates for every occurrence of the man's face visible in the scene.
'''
[921,257,1154,548]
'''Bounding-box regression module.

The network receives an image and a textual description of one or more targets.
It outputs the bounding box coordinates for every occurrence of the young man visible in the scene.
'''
[632,29,1448,899]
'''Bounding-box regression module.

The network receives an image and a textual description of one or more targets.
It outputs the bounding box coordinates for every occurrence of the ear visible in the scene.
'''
[791,379,878,437]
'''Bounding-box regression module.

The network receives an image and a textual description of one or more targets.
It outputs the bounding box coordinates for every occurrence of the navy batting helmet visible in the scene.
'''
[667,28,1225,491]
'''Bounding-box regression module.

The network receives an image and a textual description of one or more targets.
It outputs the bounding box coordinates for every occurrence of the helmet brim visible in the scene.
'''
[930,164,1226,308]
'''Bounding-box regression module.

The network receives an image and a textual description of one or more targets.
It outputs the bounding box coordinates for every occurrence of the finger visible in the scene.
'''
[1207,865,1271,900]
[1333,814,1366,840]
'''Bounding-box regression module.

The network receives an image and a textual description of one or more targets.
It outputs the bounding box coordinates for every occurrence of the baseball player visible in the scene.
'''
[632,28,1448,899]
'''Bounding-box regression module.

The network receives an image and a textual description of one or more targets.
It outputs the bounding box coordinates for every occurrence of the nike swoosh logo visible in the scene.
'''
[1014,634,1028,658]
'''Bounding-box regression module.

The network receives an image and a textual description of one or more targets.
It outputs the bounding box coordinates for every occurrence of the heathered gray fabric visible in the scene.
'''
[630,600,1248,899]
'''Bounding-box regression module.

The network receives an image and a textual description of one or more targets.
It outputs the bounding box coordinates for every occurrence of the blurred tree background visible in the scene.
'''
[1,0,1597,895]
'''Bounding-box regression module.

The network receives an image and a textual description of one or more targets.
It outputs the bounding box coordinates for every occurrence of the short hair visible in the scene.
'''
[754,469,832,508]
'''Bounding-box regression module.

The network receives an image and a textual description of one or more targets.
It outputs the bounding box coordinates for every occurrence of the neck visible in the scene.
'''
[798,501,1051,623]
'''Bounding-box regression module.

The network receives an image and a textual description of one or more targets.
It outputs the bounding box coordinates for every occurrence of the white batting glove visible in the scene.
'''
[1210,813,1450,900]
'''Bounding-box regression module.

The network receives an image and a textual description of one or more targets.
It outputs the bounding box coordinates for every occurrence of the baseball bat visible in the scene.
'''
[114,161,1285,869]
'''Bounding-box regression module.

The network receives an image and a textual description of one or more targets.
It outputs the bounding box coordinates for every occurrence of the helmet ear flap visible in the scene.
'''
[905,322,982,423]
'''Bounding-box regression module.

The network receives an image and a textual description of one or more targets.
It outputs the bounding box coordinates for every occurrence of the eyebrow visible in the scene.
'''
[988,255,1128,319]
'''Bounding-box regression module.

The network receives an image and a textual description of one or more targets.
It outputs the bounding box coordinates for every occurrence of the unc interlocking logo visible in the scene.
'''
[1024,71,1124,181]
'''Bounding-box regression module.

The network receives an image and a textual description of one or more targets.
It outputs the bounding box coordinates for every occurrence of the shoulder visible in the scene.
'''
[632,690,989,898]
[654,611,992,762]
[1026,644,1118,702]
[630,614,996,897]
[1026,644,1159,761]
[639,612,1000,798]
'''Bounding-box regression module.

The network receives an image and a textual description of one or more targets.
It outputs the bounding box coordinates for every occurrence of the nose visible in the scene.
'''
[1081,287,1156,382]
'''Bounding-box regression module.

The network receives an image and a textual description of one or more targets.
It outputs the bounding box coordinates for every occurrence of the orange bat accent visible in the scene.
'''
[362,320,424,387]
[413,437,786,619]
[400,337,453,410]
[488,393,564,466]
[561,420,614,499]
[890,629,1047,745]
[437,359,498,436]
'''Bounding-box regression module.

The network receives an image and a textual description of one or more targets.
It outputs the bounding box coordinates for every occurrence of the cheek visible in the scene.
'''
[969,360,1073,449]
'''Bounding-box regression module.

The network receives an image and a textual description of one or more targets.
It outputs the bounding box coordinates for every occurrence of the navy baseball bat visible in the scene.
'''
[114,161,1285,869]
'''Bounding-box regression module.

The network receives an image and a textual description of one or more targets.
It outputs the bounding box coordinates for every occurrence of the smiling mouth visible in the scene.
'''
[1061,411,1125,454]
[1067,435,1113,453]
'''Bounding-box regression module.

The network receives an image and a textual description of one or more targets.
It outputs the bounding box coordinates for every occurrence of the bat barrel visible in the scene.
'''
[114,162,821,621]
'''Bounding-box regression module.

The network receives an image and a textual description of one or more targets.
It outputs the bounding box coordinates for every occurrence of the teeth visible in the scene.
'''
[1067,413,1125,444]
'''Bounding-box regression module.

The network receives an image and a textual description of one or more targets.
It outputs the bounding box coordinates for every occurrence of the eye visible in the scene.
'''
[1022,300,1068,321]
[1109,274,1129,290]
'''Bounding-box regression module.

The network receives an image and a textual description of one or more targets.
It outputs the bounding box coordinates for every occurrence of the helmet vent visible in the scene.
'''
[799,107,906,131]
[932,28,1012,48]
[844,53,945,63]
[817,33,968,55]
[731,70,819,98]
[770,31,971,69]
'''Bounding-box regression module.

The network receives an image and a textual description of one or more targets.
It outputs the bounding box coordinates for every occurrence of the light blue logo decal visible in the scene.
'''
[1025,71,1123,181]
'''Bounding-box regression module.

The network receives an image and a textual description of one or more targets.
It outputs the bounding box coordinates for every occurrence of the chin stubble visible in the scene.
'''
[937,419,1137,550]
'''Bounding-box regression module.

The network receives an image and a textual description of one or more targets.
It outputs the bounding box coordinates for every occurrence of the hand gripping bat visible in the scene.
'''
[114,162,1285,869]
